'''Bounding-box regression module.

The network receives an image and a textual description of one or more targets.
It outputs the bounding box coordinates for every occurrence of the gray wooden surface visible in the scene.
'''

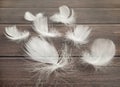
[0,0,120,87]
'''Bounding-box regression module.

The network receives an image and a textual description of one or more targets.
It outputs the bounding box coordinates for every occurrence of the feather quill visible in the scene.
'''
[25,37,70,86]
[81,39,116,68]
[24,11,43,21]
[33,16,61,37]
[66,25,91,45]
[50,5,76,25]
[5,25,30,41]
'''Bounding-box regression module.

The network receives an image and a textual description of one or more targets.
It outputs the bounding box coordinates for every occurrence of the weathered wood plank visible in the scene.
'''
[1,8,120,24]
[0,57,120,67]
[0,81,120,87]
[0,0,120,8]
[1,0,120,87]
[0,24,120,56]
[0,57,120,87]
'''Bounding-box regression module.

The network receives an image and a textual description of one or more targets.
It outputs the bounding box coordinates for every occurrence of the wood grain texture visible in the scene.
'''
[1,8,120,24]
[0,58,120,87]
[0,24,120,56]
[0,0,120,87]
[0,0,120,8]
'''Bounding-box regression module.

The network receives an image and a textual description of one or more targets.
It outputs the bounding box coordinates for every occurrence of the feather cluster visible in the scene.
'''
[24,11,43,22]
[25,37,70,84]
[25,11,61,37]
[4,5,116,86]
[5,25,30,41]
[50,5,76,25]
[81,39,116,68]
[25,37,59,64]
[66,25,91,45]
[33,15,61,37]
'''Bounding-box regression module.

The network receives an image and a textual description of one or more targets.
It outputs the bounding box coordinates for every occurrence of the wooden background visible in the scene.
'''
[0,0,120,87]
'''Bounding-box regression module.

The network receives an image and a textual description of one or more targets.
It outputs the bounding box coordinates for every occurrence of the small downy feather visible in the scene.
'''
[25,37,70,86]
[66,25,91,45]
[33,16,61,37]
[81,38,116,68]
[50,5,76,25]
[5,25,30,41]
[24,11,43,21]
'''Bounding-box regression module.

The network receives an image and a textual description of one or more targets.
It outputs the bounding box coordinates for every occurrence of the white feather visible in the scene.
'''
[5,25,30,41]
[25,37,70,85]
[81,39,116,67]
[66,25,91,45]
[50,5,76,25]
[33,16,61,37]
[25,37,59,64]
[24,11,43,21]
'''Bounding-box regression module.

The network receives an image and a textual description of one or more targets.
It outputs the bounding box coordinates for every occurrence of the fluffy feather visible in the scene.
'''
[66,25,91,45]
[25,37,70,85]
[24,11,43,21]
[81,39,116,68]
[25,37,59,64]
[33,16,61,37]
[5,25,30,41]
[50,5,76,25]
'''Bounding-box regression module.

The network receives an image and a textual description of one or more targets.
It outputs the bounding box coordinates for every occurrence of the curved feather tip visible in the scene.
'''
[24,11,43,21]
[33,16,61,37]
[5,25,30,41]
[25,37,70,84]
[50,5,76,25]
[66,25,91,45]
[81,38,116,68]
